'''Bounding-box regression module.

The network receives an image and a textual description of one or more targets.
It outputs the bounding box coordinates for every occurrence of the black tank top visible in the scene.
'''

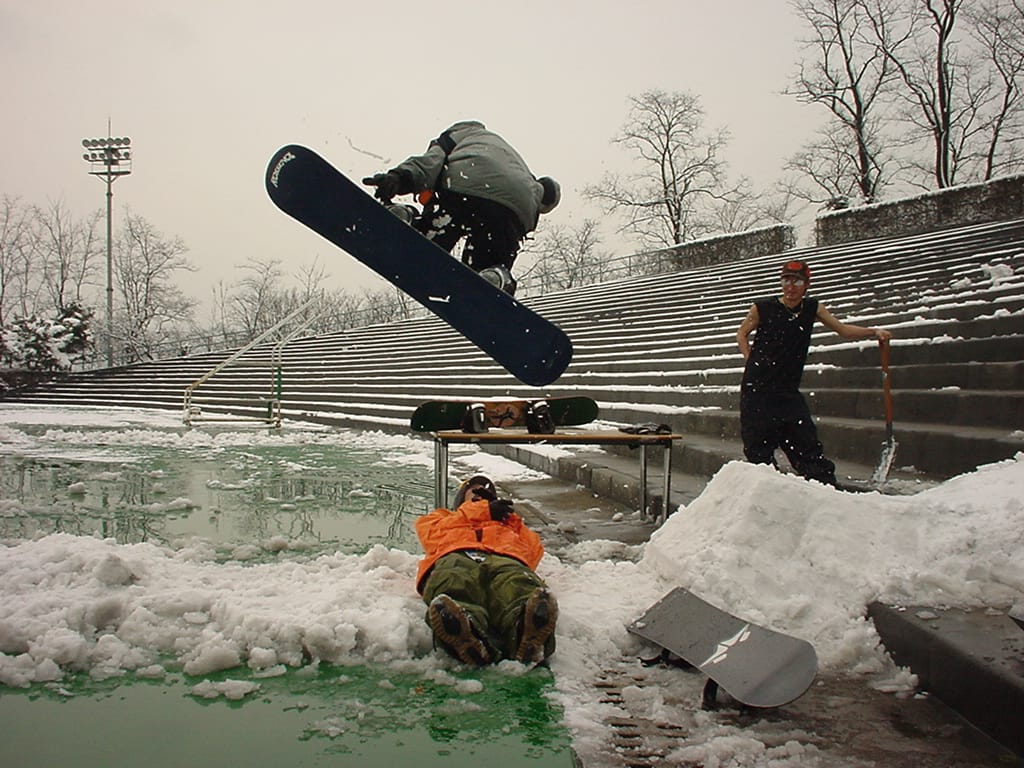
[741,297,819,394]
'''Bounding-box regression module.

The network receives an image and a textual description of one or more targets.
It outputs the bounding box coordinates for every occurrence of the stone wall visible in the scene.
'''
[641,223,796,271]
[816,174,1024,246]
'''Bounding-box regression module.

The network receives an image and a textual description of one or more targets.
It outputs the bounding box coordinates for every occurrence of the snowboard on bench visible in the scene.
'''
[628,587,817,709]
[265,145,572,387]
[411,396,598,433]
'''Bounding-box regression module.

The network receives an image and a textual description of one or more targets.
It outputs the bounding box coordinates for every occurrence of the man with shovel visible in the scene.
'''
[735,259,893,486]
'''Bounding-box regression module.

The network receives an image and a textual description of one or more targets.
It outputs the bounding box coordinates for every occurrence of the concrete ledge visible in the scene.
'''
[491,440,715,515]
[868,602,1024,757]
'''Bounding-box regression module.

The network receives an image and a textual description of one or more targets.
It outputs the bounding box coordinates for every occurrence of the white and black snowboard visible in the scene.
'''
[628,587,818,708]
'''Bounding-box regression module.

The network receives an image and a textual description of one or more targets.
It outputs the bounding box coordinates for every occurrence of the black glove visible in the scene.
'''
[470,484,497,502]
[488,498,514,522]
[362,171,405,203]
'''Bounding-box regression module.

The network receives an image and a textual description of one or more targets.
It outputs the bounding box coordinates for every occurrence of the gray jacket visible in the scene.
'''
[393,121,550,232]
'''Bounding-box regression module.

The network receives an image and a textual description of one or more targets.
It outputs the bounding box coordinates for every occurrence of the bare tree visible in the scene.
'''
[711,184,782,234]
[356,286,415,326]
[230,257,286,339]
[203,280,238,349]
[788,0,909,202]
[312,287,383,331]
[115,211,196,362]
[0,197,104,325]
[760,182,814,226]
[789,0,1024,196]
[894,0,966,186]
[783,120,895,206]
[0,195,34,324]
[518,219,613,292]
[385,285,416,322]
[963,0,1024,177]
[33,200,103,313]
[295,258,329,306]
[880,0,1024,187]
[584,90,749,249]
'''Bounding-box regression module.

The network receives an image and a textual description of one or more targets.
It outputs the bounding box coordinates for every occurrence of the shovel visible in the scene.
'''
[870,338,897,485]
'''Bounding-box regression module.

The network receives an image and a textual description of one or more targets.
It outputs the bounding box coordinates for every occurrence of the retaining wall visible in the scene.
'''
[816,174,1024,246]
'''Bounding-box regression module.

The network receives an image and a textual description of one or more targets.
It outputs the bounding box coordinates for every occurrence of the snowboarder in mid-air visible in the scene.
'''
[266,144,573,386]
[363,120,560,296]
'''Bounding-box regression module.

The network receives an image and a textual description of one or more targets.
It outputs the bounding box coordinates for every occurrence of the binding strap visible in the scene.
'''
[436,129,457,155]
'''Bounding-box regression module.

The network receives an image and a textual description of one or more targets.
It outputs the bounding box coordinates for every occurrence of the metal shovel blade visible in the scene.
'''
[870,338,896,485]
[1010,605,1024,632]
[871,435,898,485]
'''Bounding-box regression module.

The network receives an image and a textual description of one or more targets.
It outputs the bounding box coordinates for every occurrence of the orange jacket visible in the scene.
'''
[415,499,545,592]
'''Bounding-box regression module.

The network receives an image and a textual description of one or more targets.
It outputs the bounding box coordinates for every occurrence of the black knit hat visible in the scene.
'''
[454,475,496,507]
[538,177,561,213]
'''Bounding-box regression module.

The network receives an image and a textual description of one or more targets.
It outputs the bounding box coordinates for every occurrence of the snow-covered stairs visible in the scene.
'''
[4,217,1023,496]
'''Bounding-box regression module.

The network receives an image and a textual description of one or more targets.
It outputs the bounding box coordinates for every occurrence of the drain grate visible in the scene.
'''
[592,669,690,767]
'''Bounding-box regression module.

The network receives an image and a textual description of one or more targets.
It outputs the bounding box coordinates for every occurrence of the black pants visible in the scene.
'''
[414,191,526,272]
[740,391,837,485]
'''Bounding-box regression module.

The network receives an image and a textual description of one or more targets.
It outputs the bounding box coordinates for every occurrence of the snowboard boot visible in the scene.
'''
[478,266,518,296]
[428,594,491,666]
[514,588,558,664]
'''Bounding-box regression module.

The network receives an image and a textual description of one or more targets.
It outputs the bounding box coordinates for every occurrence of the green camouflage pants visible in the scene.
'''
[421,550,552,660]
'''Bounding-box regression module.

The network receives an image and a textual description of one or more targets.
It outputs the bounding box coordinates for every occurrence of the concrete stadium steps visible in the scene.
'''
[594,395,1016,469]
[526,219,1024,321]
[586,386,1019,430]
[4,217,1023,496]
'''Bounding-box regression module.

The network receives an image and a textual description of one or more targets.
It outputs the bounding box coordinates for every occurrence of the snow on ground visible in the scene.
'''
[1,405,1022,766]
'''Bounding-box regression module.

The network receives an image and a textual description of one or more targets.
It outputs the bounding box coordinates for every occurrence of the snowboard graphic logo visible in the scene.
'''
[268,151,296,188]
[629,587,817,708]
[702,624,753,666]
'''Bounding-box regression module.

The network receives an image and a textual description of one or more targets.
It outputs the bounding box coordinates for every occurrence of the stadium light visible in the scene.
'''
[81,133,132,367]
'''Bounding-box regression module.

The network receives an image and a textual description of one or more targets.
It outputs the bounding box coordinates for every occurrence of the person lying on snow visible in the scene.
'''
[415,474,557,665]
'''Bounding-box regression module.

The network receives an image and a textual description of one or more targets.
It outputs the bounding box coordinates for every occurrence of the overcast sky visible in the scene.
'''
[3,0,815,311]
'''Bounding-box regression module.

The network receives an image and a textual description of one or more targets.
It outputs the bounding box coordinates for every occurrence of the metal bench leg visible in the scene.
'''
[661,440,673,524]
[639,444,648,518]
[434,437,449,509]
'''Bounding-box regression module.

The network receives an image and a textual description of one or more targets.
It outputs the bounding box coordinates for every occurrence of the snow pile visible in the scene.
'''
[2,453,1020,687]
[643,460,1024,668]
[536,457,1023,760]
[0,538,429,688]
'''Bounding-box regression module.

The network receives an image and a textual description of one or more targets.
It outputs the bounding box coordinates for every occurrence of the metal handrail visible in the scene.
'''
[182,296,321,426]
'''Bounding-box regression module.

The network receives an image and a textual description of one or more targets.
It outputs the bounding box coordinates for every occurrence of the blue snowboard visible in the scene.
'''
[265,145,573,387]
[628,587,818,708]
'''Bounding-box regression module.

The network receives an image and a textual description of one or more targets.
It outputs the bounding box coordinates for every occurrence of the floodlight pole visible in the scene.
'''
[81,134,132,367]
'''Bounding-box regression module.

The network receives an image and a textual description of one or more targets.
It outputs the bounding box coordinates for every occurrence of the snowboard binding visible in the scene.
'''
[461,403,488,433]
[478,266,517,296]
[386,203,419,225]
[525,400,555,434]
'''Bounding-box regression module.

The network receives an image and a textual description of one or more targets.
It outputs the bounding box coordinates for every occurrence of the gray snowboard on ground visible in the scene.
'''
[628,587,817,708]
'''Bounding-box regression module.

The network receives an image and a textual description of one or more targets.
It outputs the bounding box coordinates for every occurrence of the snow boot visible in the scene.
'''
[514,588,558,664]
[428,594,491,666]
